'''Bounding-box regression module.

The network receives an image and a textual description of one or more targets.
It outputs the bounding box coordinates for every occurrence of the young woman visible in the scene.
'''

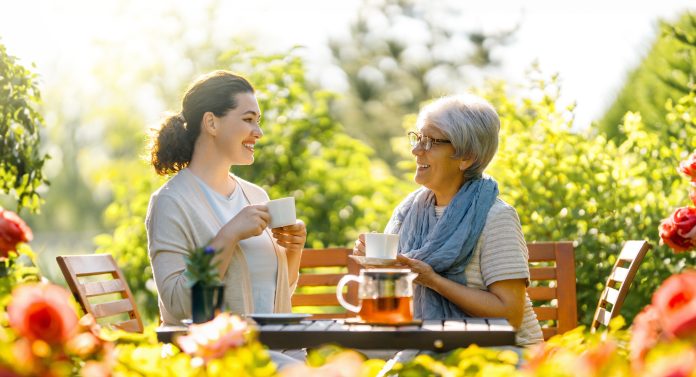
[146,71,306,326]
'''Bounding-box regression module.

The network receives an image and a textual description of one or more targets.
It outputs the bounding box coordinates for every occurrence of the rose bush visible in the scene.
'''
[659,207,696,253]
[0,209,33,259]
[679,151,696,181]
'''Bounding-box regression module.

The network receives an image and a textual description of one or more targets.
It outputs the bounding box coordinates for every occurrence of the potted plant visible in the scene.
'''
[184,246,225,324]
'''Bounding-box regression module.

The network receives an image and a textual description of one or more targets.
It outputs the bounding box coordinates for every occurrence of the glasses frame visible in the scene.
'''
[408,131,452,151]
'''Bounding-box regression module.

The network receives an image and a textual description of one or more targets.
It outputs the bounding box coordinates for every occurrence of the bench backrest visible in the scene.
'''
[527,242,577,340]
[590,240,651,332]
[56,254,143,332]
[292,248,360,319]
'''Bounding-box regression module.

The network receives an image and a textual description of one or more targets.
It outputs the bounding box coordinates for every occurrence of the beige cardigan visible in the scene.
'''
[145,169,295,326]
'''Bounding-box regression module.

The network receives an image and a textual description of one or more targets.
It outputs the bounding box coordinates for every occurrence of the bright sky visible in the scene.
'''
[0,0,694,129]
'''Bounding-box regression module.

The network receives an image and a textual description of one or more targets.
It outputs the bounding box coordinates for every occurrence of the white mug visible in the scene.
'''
[265,197,296,228]
[364,233,399,260]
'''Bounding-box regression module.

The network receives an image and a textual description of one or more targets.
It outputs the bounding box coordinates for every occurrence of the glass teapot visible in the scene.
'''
[336,268,417,323]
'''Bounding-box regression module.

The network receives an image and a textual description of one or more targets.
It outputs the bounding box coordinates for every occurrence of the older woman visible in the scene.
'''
[354,94,543,346]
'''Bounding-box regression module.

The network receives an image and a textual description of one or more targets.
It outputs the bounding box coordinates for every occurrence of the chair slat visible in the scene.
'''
[530,267,556,281]
[292,294,341,307]
[542,328,558,339]
[594,307,611,326]
[609,267,629,283]
[533,307,558,321]
[113,319,142,332]
[300,249,351,268]
[298,274,345,286]
[527,243,557,262]
[618,240,646,260]
[83,279,126,297]
[527,287,557,301]
[62,255,118,276]
[91,298,134,318]
[603,287,620,306]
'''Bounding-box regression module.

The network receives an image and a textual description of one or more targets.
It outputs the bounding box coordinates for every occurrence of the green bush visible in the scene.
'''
[0,42,49,212]
[478,72,696,325]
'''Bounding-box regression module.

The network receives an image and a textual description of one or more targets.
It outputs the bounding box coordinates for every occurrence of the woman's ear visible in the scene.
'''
[459,158,474,172]
[202,112,216,136]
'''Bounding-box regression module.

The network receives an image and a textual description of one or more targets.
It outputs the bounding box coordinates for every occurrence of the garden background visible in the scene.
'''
[1,0,695,331]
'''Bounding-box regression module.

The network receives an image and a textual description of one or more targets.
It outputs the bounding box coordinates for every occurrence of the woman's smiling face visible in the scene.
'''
[212,92,262,166]
[412,123,466,196]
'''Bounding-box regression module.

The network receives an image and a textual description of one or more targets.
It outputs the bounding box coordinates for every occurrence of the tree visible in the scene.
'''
[328,0,516,165]
[0,42,48,213]
[598,11,696,140]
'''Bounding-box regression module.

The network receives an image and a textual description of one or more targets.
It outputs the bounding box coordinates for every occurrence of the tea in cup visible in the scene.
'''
[364,233,399,260]
[265,197,296,228]
[336,268,416,323]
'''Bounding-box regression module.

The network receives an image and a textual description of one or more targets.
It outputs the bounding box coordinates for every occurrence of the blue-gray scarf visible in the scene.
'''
[384,176,499,319]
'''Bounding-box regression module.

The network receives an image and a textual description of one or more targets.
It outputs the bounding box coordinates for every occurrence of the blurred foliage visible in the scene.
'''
[474,67,696,325]
[95,46,412,324]
[328,0,516,165]
[0,42,49,213]
[599,11,696,140]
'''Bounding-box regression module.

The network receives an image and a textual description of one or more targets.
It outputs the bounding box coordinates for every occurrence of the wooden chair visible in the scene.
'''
[590,240,651,332]
[56,254,143,333]
[292,248,360,319]
[527,242,577,340]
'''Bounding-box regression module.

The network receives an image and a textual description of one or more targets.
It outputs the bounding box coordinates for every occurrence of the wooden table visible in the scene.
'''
[157,318,515,351]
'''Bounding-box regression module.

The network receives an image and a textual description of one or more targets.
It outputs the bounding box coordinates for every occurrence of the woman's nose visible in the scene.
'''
[253,124,263,138]
[411,144,423,156]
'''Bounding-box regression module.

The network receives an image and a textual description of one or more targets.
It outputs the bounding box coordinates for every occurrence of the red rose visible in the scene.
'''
[651,271,696,339]
[679,151,696,181]
[0,208,33,258]
[659,207,696,253]
[691,184,696,206]
[8,283,79,344]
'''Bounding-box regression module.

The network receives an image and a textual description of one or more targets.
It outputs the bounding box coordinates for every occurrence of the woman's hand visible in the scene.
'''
[396,254,439,288]
[352,234,366,256]
[271,220,306,253]
[218,204,271,246]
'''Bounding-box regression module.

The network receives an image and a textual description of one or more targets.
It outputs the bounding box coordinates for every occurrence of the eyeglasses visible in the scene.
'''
[408,131,451,151]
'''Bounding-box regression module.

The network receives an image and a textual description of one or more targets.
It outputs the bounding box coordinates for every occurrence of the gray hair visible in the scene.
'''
[416,94,500,180]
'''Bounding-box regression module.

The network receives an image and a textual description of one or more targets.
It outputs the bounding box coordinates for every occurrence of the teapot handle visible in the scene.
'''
[336,275,361,313]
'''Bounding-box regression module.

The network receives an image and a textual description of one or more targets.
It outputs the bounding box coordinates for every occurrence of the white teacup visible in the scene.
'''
[265,197,296,228]
[364,233,399,260]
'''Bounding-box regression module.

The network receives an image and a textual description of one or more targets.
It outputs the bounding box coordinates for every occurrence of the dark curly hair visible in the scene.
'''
[149,71,254,175]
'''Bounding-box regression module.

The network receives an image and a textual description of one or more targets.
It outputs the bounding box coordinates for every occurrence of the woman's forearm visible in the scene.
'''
[428,275,525,329]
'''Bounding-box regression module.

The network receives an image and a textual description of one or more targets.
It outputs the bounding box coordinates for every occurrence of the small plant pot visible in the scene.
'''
[192,283,225,324]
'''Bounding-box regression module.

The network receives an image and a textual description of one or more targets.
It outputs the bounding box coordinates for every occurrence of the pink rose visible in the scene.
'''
[679,151,696,181]
[630,305,662,367]
[651,271,696,339]
[177,313,248,362]
[659,207,696,253]
[0,209,33,258]
[8,283,79,344]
